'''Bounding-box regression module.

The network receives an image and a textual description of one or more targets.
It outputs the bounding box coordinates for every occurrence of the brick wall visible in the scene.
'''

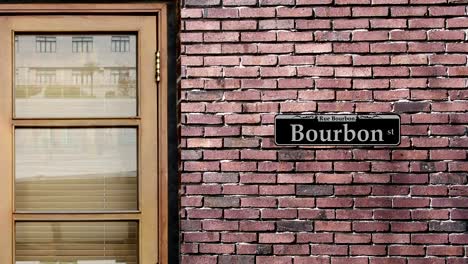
[179,0,468,263]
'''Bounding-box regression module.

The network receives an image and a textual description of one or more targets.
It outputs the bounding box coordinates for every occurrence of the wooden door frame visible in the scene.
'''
[0,3,170,264]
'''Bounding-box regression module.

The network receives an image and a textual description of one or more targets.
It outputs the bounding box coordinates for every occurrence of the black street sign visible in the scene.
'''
[275,114,400,146]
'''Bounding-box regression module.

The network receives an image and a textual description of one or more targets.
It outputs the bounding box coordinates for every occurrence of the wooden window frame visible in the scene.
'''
[0,3,169,264]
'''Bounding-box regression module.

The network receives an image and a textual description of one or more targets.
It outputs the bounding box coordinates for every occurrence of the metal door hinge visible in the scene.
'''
[155,51,161,82]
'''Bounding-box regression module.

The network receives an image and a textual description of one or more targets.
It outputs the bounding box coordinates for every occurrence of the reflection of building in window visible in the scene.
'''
[36,70,56,84]
[111,36,130,52]
[72,71,93,85]
[72,36,93,53]
[36,36,56,53]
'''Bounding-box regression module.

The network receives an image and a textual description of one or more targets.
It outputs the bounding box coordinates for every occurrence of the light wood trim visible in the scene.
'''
[158,6,170,264]
[139,15,159,264]
[13,119,140,127]
[9,15,154,31]
[14,213,141,221]
[0,7,169,264]
[0,3,166,12]
[0,16,13,264]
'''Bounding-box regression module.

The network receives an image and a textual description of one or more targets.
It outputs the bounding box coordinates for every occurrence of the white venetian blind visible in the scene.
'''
[15,221,138,264]
[15,128,138,212]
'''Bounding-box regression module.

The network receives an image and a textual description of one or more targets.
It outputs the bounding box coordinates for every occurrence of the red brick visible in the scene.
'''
[316,79,352,88]
[353,31,388,41]
[315,7,351,17]
[391,6,427,16]
[224,209,259,219]
[259,185,295,195]
[315,31,351,41]
[274,245,310,255]
[447,18,468,28]
[447,43,468,53]
[334,19,369,29]
[335,67,372,77]
[371,19,407,29]
[373,233,410,243]
[298,67,334,77]
[297,233,334,243]
[317,198,353,208]
[391,222,427,232]
[371,43,407,53]
[372,162,409,172]
[299,90,335,100]
[408,42,445,52]
[296,43,332,54]
[182,255,217,264]
[353,7,388,17]
[353,222,390,232]
[277,7,313,17]
[261,67,296,77]
[337,90,372,101]
[259,233,295,243]
[256,256,293,264]
[296,19,332,29]
[239,7,275,18]
[204,32,239,42]
[278,32,314,42]
[278,197,315,208]
[221,161,256,172]
[310,245,348,255]
[204,8,238,18]
[370,258,407,264]
[185,21,220,30]
[222,20,257,30]
[409,18,444,28]
[428,30,465,41]
[277,174,314,184]
[315,221,351,231]
[354,79,389,89]
[258,43,293,54]
[411,234,448,244]
[390,31,427,40]
[350,245,387,256]
[259,19,294,30]
[334,43,370,53]
[241,197,276,207]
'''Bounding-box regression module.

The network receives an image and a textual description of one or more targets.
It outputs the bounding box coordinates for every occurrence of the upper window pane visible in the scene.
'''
[15,34,137,118]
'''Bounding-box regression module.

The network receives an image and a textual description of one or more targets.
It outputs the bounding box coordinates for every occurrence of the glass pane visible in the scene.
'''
[15,34,137,118]
[16,221,138,264]
[15,128,137,211]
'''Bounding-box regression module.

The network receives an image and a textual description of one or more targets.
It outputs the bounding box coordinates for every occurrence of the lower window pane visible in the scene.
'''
[15,128,138,212]
[15,221,138,264]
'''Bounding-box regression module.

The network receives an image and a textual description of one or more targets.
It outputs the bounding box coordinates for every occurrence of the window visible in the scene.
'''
[35,69,56,84]
[72,36,93,52]
[36,36,56,53]
[111,36,130,52]
[15,35,19,52]
[0,8,169,264]
[72,70,93,85]
[111,69,130,84]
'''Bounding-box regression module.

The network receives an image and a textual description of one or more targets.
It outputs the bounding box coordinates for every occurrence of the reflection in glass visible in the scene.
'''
[15,221,138,264]
[15,128,137,211]
[15,34,137,118]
